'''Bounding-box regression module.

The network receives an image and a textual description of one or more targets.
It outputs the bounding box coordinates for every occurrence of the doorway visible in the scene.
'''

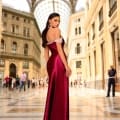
[111,29,119,78]
[9,63,16,78]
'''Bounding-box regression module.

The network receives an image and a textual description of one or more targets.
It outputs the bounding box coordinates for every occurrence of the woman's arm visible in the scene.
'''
[55,28,71,76]
[44,46,49,62]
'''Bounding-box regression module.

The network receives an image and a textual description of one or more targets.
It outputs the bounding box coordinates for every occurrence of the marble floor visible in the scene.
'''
[0,86,120,120]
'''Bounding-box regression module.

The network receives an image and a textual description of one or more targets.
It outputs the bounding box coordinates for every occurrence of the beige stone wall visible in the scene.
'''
[0,6,41,83]
[84,0,120,90]
[67,11,87,84]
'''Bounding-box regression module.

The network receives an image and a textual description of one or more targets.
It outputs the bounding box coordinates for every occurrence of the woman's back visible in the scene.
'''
[46,27,61,43]
[43,12,70,120]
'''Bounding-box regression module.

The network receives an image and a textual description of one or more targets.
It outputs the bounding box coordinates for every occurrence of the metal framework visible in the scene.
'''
[27,0,77,13]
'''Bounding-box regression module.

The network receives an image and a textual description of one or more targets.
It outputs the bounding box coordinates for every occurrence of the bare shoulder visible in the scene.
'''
[47,27,61,41]
[53,27,61,37]
[54,27,61,32]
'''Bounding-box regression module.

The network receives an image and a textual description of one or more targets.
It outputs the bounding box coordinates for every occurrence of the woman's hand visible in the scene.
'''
[65,66,72,77]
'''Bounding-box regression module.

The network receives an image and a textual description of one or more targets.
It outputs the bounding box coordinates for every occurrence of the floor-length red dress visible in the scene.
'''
[43,38,69,120]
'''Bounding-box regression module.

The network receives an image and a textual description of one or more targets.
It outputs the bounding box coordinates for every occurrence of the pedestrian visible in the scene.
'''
[106,65,116,97]
[16,74,20,89]
[19,72,27,92]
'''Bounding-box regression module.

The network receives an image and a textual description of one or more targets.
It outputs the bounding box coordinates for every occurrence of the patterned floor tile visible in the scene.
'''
[0,87,120,120]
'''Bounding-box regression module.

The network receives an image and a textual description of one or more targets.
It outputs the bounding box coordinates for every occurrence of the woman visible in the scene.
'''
[42,12,71,120]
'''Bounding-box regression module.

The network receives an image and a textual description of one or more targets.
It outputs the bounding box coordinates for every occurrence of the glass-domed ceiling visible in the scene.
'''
[34,0,71,40]
[2,0,84,40]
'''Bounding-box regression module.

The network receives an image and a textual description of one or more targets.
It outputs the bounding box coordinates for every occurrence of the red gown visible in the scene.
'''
[43,38,69,120]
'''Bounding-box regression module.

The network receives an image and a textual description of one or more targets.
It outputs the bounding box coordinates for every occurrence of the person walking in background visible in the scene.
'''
[19,72,27,92]
[106,65,117,97]
[27,78,31,89]
[32,77,35,88]
[16,74,20,89]
[11,77,16,90]
[42,12,71,120]
[4,76,9,88]
[8,76,12,90]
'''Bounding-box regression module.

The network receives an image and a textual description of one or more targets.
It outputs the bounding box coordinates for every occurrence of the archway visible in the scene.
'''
[9,63,16,78]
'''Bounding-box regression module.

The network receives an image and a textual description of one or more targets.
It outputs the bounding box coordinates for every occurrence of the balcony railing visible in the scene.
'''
[2,31,31,40]
[23,66,29,69]
[109,1,117,17]
[0,51,32,59]
[0,64,5,67]
[0,51,40,67]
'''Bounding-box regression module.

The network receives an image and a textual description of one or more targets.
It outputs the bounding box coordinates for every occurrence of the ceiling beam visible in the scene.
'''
[26,0,78,13]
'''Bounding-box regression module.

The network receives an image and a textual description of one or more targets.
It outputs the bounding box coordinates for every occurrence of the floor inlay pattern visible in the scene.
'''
[0,87,120,120]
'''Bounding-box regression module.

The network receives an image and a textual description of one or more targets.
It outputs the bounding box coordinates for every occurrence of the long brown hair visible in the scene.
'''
[42,13,60,48]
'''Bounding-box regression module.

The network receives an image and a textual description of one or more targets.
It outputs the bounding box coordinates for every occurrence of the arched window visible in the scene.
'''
[75,43,81,54]
[16,25,19,34]
[27,28,30,37]
[23,61,29,69]
[24,44,28,55]
[79,27,81,34]
[12,42,17,53]
[11,24,15,33]
[3,22,7,31]
[0,59,5,67]
[23,27,26,36]
[75,27,77,35]
[76,61,81,68]
[1,39,5,51]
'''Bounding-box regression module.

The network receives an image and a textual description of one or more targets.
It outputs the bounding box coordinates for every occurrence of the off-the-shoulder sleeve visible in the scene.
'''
[55,38,62,43]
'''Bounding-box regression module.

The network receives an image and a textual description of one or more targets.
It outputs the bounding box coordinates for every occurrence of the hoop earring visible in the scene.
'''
[48,24,51,28]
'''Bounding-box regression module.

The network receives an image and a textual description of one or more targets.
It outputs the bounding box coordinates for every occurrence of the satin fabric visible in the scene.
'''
[43,39,69,120]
